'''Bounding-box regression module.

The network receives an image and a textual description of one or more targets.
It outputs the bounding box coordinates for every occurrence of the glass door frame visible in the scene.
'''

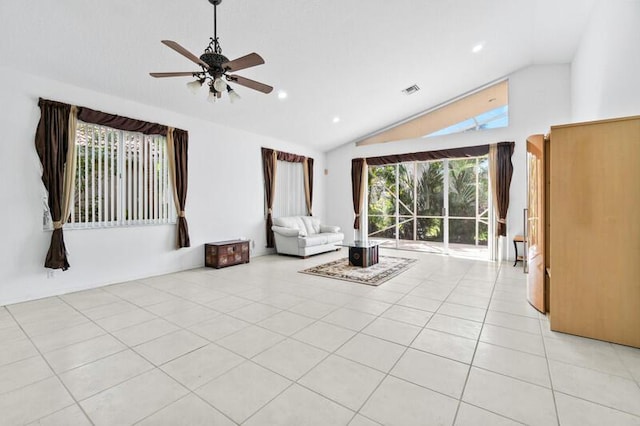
[364,156,493,259]
[447,156,492,249]
[390,160,449,254]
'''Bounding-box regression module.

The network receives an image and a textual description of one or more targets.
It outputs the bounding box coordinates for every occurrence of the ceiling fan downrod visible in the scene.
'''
[200,0,227,80]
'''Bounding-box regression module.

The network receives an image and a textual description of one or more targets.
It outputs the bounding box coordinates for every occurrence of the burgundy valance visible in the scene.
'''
[352,142,515,235]
[262,147,312,164]
[77,106,168,135]
[276,151,307,163]
[364,144,491,166]
[38,98,185,135]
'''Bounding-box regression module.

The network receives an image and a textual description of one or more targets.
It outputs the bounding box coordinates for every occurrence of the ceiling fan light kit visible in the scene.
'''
[227,86,241,103]
[150,0,272,103]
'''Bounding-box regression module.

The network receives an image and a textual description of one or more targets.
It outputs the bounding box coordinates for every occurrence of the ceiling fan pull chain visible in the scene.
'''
[214,2,218,51]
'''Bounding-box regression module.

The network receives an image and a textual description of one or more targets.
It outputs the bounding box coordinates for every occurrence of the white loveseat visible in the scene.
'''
[272,216,344,257]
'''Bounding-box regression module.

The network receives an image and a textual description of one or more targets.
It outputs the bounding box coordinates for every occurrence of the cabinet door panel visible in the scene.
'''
[549,117,640,348]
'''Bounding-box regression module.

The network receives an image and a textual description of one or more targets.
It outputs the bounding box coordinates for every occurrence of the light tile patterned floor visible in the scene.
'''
[1,249,640,425]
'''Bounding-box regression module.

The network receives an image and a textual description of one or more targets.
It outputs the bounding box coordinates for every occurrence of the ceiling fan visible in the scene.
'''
[150,0,273,103]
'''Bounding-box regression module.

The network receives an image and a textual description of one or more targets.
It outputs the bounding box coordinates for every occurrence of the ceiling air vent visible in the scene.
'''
[402,84,420,95]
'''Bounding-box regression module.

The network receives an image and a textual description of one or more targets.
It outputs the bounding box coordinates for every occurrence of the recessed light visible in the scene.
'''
[472,43,484,53]
[277,90,288,100]
[332,116,341,124]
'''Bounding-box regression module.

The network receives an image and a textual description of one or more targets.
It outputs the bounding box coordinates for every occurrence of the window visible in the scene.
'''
[357,80,509,145]
[45,121,175,229]
[367,156,490,255]
[426,105,508,138]
[273,160,306,217]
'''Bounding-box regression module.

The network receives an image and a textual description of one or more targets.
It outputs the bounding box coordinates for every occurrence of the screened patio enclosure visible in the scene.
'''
[366,156,492,259]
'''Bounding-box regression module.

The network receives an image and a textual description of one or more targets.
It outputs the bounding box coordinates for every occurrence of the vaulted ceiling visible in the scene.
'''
[0,0,595,151]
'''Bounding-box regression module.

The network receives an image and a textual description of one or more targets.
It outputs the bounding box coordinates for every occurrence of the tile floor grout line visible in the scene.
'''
[54,327,204,423]
[48,344,132,375]
[171,325,328,397]
[234,381,299,425]
[465,364,553,390]
[73,265,627,424]
[4,301,97,426]
[50,294,207,413]
[551,389,640,419]
[164,260,624,422]
[609,341,640,391]
[254,265,446,423]
[458,401,529,425]
[468,336,549,358]
[132,391,241,426]
[539,311,563,426]
[544,354,640,382]
[342,265,471,423]
[4,255,639,425]
[266,295,508,402]
[471,334,546,357]
[450,262,502,425]
[197,319,377,426]
[103,278,299,351]
[0,373,57,398]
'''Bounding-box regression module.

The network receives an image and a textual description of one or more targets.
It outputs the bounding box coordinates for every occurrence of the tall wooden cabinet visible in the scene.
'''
[527,115,640,348]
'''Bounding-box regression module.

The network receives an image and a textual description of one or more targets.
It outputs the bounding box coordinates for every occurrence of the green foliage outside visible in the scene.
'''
[73,124,169,225]
[74,126,119,223]
[368,158,489,246]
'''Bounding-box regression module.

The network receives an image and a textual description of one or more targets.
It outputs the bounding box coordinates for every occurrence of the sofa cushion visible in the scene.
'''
[273,216,308,236]
[324,232,344,244]
[298,234,328,248]
[320,225,340,233]
[300,216,321,235]
[271,226,300,237]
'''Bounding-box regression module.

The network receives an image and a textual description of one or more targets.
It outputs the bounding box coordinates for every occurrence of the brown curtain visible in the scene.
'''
[37,98,187,257]
[262,147,312,244]
[303,158,314,216]
[488,144,499,233]
[366,144,489,166]
[171,129,190,248]
[494,142,515,236]
[262,148,277,247]
[307,157,314,215]
[35,99,72,270]
[276,151,306,163]
[77,107,167,135]
[352,158,366,229]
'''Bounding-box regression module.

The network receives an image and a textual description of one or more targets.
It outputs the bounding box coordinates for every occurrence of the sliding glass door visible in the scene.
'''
[447,157,490,255]
[414,161,445,252]
[367,156,490,257]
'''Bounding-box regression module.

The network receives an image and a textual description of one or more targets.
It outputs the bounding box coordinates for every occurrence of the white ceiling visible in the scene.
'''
[0,0,596,151]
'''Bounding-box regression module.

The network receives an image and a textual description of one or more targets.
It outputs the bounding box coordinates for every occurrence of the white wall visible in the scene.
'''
[0,66,325,305]
[571,1,640,121]
[325,64,572,262]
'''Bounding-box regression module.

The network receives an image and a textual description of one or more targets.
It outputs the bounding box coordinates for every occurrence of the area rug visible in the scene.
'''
[299,256,417,286]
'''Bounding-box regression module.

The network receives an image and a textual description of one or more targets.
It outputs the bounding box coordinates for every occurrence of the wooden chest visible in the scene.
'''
[204,240,250,269]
